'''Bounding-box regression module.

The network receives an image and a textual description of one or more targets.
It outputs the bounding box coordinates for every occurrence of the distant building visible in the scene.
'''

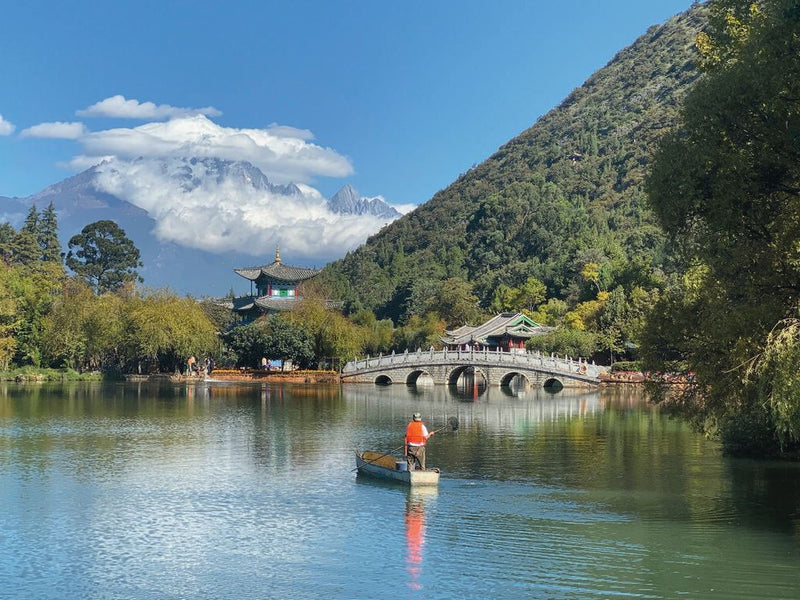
[229,249,320,321]
[441,312,552,352]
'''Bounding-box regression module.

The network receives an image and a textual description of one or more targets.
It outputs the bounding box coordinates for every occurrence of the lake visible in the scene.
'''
[1,381,799,599]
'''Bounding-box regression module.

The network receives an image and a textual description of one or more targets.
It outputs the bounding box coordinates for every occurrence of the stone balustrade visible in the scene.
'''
[342,347,608,386]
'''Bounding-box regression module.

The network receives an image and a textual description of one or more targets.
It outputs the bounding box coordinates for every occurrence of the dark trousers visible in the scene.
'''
[407,444,426,470]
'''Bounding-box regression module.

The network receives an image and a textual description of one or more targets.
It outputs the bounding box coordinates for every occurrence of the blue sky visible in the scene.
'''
[1,1,695,204]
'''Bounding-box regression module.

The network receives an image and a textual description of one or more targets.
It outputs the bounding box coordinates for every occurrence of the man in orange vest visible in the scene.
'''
[405,412,434,470]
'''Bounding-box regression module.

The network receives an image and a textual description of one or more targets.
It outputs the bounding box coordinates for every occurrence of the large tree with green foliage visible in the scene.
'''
[284,300,365,365]
[224,316,315,369]
[125,291,219,373]
[66,220,143,294]
[642,0,800,457]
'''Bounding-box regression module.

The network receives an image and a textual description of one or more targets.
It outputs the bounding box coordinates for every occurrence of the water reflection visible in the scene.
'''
[405,487,437,592]
[2,382,800,600]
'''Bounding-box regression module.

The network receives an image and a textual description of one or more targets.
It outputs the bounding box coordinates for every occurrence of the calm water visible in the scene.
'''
[1,381,799,599]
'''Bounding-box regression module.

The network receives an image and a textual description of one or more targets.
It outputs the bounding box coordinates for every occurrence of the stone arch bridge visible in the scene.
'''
[341,348,608,389]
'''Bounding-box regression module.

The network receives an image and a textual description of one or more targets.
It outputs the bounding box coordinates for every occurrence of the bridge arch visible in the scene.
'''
[499,371,531,388]
[375,374,393,385]
[542,377,564,392]
[446,365,489,386]
[406,369,434,386]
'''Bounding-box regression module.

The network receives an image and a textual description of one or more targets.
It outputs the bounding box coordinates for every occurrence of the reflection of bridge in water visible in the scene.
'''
[342,348,609,389]
[341,385,607,434]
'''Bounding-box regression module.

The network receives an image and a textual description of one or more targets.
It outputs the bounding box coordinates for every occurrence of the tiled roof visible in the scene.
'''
[253,297,302,312]
[441,312,551,346]
[228,296,256,311]
[234,259,320,283]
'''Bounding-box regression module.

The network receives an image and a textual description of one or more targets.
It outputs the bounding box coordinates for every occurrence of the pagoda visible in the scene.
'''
[230,249,320,320]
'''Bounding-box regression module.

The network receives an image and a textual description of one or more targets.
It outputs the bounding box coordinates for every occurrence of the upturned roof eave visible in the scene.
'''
[234,260,321,283]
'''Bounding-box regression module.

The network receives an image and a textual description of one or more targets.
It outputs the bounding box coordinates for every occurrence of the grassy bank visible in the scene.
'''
[0,367,105,382]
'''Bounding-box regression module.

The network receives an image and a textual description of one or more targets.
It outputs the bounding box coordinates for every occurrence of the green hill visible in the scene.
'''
[321,6,707,324]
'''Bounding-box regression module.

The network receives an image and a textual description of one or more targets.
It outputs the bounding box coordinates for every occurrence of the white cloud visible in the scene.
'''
[0,114,16,135]
[77,95,221,119]
[392,203,417,215]
[77,114,353,184]
[93,157,394,260]
[20,121,87,139]
[24,98,390,262]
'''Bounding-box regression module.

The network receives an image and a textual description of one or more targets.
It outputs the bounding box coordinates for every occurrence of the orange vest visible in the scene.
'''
[405,421,428,446]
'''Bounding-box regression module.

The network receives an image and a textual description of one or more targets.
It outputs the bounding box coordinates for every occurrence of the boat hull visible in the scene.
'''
[354,451,440,486]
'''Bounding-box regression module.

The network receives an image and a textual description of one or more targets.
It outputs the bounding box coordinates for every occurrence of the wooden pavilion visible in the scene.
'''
[440,312,551,352]
[229,249,320,321]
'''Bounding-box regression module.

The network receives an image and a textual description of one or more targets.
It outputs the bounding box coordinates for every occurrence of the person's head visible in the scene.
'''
[412,412,422,421]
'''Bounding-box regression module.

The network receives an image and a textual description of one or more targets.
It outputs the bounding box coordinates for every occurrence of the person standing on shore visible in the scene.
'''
[405,413,433,470]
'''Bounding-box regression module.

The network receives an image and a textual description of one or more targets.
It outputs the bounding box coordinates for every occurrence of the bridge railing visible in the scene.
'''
[342,348,609,379]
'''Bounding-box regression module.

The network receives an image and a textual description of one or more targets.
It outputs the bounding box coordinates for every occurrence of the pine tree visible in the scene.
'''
[39,202,62,264]
[0,223,15,263]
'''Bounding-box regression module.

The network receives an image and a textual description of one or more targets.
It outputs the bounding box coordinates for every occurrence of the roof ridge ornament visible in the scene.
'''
[275,246,281,264]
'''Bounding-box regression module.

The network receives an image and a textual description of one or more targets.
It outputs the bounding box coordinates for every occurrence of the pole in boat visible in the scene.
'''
[351,444,405,472]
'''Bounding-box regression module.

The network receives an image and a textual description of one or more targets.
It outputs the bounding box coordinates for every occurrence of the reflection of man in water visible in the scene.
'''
[405,494,426,591]
[405,412,433,470]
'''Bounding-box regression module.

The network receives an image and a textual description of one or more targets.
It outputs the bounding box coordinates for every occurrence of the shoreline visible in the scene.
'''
[125,370,341,384]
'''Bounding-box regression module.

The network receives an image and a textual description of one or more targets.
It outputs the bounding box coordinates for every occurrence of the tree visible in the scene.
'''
[391,314,445,352]
[224,322,270,368]
[597,286,627,364]
[642,0,800,457]
[489,277,547,314]
[223,316,315,369]
[0,223,15,263]
[199,298,238,333]
[0,263,20,369]
[352,310,394,356]
[125,292,219,373]
[285,300,366,365]
[41,279,91,369]
[526,328,600,359]
[580,263,603,294]
[38,202,62,263]
[6,261,63,366]
[66,220,143,294]
[21,205,38,237]
[429,278,483,327]
[262,315,315,368]
[10,230,40,266]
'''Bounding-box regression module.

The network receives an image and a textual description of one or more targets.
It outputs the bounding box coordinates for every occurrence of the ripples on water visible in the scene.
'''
[1,381,799,599]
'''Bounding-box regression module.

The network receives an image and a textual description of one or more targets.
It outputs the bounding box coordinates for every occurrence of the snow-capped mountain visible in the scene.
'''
[327,184,401,219]
[0,158,402,296]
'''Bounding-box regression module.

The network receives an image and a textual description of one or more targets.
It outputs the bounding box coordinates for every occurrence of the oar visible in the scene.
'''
[353,417,460,471]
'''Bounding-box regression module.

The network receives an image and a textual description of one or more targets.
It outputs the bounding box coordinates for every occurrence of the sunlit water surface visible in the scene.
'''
[1,381,799,599]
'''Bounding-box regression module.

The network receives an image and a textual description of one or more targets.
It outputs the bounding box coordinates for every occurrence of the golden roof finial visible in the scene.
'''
[275,246,281,264]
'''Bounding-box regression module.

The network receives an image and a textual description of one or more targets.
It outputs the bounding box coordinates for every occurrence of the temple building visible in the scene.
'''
[230,249,320,321]
[440,312,552,352]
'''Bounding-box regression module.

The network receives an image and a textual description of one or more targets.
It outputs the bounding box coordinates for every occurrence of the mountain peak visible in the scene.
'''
[328,185,401,219]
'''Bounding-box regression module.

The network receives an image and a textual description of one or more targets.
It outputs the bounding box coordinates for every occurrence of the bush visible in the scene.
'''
[611,361,642,373]
[526,328,600,359]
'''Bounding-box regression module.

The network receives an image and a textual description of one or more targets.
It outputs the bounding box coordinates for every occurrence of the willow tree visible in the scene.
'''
[125,292,219,373]
[643,0,800,457]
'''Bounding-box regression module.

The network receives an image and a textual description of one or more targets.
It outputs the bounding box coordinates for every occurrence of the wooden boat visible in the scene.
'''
[354,450,440,486]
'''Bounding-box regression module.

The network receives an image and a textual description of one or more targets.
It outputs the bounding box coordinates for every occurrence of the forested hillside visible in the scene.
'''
[321,6,706,326]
